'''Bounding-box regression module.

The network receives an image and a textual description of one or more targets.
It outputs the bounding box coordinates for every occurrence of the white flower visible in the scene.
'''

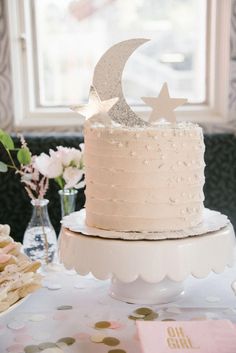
[56,146,82,168]
[34,145,84,190]
[63,167,83,189]
[74,180,85,189]
[56,146,73,167]
[35,152,63,178]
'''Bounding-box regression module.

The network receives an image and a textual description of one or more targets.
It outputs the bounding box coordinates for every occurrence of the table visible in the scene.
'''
[1,264,236,353]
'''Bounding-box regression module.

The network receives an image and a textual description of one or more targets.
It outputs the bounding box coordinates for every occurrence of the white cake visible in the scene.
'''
[84,120,205,232]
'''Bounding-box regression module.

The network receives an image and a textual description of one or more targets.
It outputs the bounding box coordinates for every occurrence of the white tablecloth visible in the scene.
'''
[1,264,236,352]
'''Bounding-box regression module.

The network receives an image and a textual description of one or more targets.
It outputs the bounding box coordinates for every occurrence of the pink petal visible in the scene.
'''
[14,335,32,344]
[6,344,24,353]
[73,332,90,341]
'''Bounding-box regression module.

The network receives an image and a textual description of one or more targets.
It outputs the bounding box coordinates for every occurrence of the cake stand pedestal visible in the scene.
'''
[59,224,235,304]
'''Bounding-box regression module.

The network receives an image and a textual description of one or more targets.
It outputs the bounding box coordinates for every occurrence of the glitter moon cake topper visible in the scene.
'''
[92,38,150,127]
[73,39,188,126]
[142,82,188,124]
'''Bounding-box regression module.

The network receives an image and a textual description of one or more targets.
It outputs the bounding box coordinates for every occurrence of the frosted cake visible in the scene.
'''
[73,38,206,233]
[84,121,205,232]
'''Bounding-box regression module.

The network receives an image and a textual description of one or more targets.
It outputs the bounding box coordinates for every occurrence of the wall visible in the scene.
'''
[0,0,13,131]
[230,0,236,115]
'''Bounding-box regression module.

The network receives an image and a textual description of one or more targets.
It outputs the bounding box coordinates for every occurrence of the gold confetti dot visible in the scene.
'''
[128,315,141,321]
[29,314,46,322]
[38,342,57,350]
[95,321,111,329]
[56,337,75,345]
[161,319,176,321]
[132,313,146,319]
[190,317,206,321]
[90,334,106,343]
[39,348,63,353]
[103,337,120,346]
[24,346,41,353]
[56,305,73,310]
[56,342,67,349]
[135,307,153,316]
[143,312,159,321]
[108,350,127,353]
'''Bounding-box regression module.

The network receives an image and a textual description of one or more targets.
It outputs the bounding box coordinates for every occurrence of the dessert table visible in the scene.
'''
[1,263,236,353]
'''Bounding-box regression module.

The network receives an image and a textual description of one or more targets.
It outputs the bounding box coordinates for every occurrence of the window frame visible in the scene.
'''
[6,0,232,131]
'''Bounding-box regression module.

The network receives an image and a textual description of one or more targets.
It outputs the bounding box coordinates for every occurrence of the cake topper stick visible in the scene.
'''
[71,85,118,123]
[142,83,187,124]
[92,38,150,127]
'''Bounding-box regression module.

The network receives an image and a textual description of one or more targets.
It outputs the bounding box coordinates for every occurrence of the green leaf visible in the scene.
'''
[0,130,14,150]
[0,161,8,172]
[17,147,31,165]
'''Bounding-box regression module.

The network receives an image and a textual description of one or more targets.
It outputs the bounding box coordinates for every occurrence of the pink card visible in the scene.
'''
[137,320,236,353]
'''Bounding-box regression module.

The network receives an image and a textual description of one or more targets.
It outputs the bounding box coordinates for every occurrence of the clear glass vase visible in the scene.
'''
[59,188,78,219]
[58,189,78,262]
[23,199,57,265]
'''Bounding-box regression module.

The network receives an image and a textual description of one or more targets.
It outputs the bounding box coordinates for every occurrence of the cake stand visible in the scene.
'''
[59,220,236,304]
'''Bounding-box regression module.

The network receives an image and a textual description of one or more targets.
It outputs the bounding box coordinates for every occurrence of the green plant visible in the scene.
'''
[0,130,48,200]
[0,129,31,172]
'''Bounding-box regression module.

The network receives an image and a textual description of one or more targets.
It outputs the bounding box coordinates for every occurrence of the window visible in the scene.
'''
[34,0,206,106]
[7,0,231,129]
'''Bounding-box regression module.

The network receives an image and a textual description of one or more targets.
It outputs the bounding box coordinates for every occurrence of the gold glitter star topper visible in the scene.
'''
[142,82,187,124]
[71,85,118,124]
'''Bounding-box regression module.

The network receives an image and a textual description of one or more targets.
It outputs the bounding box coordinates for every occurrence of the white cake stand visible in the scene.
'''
[59,222,236,304]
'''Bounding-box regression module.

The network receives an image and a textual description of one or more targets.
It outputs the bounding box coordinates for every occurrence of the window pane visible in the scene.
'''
[34,0,207,107]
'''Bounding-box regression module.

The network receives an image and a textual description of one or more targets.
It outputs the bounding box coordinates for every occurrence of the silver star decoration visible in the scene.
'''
[142,82,187,123]
[71,85,118,123]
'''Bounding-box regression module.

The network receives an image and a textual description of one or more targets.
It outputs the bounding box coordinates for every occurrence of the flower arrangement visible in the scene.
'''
[0,130,48,200]
[35,145,85,190]
[0,130,52,264]
[35,145,85,218]
[0,130,85,264]
[0,129,85,194]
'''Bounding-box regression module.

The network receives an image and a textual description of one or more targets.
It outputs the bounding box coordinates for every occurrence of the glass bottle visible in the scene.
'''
[58,188,78,219]
[23,199,57,265]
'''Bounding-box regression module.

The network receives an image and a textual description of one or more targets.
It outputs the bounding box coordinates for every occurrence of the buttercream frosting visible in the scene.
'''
[84,120,205,232]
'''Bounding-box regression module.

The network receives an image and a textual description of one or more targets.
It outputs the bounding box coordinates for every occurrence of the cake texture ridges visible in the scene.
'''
[84,121,205,232]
